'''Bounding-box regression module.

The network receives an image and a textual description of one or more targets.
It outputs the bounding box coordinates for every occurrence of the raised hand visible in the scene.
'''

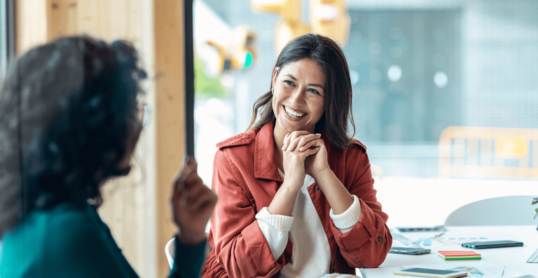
[170,157,218,244]
[302,138,329,179]
[281,131,321,189]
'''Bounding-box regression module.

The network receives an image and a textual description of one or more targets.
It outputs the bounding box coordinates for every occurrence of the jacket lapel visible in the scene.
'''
[254,122,283,182]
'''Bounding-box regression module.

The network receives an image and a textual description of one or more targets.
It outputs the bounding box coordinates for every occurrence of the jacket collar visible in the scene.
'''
[254,121,283,182]
[253,121,339,182]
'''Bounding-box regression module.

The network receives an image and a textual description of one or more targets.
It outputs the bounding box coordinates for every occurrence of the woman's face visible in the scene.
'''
[272,58,326,134]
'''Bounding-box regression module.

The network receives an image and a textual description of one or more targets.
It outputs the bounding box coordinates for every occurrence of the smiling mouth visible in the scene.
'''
[284,105,306,118]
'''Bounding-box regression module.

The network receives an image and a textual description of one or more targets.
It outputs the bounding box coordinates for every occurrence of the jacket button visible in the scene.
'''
[378,236,384,243]
[315,186,320,191]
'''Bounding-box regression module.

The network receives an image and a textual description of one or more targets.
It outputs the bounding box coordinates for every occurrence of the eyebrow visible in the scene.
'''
[283,74,325,90]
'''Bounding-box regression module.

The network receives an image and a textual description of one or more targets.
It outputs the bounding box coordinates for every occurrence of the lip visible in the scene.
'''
[282,105,306,122]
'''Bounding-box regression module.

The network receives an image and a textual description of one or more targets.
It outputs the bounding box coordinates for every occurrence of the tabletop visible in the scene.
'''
[358,225,538,277]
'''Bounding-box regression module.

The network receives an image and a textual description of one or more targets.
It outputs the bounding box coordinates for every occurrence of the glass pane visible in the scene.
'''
[193,0,538,227]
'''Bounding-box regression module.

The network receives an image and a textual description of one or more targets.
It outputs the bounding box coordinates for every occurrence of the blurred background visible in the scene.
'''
[1,0,537,277]
[191,0,538,232]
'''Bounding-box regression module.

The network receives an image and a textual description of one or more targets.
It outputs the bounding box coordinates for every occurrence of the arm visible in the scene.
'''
[329,149,392,268]
[298,136,391,268]
[255,207,294,261]
[205,149,289,278]
[170,237,208,278]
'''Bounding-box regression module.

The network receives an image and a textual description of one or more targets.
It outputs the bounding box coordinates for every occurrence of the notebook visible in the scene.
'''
[438,250,481,260]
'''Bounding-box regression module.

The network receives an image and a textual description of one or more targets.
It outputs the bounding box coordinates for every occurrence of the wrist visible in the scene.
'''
[178,230,206,245]
[312,167,333,181]
[280,180,302,194]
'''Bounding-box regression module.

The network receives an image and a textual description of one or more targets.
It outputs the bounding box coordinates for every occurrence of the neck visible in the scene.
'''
[273,122,287,171]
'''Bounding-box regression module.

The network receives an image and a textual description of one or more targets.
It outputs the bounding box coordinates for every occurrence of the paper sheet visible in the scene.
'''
[359,261,534,278]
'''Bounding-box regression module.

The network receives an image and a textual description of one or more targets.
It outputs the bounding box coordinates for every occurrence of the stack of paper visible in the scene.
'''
[438,250,481,260]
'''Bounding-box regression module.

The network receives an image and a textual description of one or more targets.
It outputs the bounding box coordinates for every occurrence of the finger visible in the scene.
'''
[282,132,291,151]
[286,136,301,152]
[298,138,319,152]
[172,156,197,192]
[303,146,320,157]
[184,182,206,205]
[189,189,218,212]
[184,172,203,190]
[297,134,322,151]
[287,132,312,152]
[283,131,309,151]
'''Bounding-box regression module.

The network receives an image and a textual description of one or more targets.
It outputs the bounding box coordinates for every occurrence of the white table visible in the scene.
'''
[359,226,538,277]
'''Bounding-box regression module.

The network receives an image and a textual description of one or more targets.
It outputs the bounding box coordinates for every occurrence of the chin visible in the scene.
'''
[280,119,310,133]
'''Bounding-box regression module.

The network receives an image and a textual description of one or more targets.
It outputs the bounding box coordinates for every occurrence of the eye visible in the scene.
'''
[284,80,295,86]
[308,88,321,95]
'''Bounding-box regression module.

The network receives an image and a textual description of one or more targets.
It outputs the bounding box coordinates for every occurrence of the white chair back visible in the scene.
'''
[445,195,537,226]
[165,237,175,269]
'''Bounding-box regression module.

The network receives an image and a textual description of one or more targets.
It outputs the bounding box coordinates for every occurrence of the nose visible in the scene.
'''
[288,86,307,106]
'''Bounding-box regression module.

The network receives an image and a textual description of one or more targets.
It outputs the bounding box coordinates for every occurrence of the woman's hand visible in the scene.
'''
[283,131,330,179]
[281,131,321,190]
[302,138,330,179]
[170,157,218,244]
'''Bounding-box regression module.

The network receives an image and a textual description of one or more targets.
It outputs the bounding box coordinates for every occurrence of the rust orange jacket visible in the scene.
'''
[203,122,392,278]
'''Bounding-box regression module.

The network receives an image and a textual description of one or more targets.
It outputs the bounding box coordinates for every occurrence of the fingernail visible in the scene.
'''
[316,133,321,136]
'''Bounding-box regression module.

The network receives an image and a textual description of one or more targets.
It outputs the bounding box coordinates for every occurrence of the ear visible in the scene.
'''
[271,67,280,88]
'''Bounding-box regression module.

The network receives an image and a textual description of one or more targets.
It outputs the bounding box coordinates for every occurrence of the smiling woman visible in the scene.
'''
[203,34,392,278]
[247,34,354,150]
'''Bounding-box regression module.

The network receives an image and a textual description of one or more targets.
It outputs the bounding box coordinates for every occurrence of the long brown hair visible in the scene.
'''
[247,34,355,150]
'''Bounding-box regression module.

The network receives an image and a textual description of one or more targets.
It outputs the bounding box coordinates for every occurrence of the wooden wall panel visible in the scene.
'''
[152,0,185,276]
[17,0,48,53]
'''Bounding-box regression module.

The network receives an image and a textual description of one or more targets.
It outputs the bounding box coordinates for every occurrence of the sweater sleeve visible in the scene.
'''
[330,195,362,233]
[170,237,208,278]
[255,207,294,260]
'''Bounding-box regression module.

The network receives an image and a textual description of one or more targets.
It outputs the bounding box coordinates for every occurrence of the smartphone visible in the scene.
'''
[394,268,467,278]
[461,240,523,249]
[395,225,445,232]
[390,247,431,255]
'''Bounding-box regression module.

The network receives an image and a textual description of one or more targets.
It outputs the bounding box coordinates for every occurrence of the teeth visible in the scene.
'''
[284,106,305,118]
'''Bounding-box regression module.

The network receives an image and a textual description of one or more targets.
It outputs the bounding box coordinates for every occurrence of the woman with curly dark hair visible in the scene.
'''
[0,36,217,277]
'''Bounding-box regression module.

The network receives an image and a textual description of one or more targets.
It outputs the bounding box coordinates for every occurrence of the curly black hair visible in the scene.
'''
[0,36,147,237]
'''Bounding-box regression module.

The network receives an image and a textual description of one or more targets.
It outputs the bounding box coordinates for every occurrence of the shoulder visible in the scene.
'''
[215,129,257,150]
[47,203,94,229]
[347,138,367,153]
[45,204,103,248]
[341,138,370,167]
[39,204,111,257]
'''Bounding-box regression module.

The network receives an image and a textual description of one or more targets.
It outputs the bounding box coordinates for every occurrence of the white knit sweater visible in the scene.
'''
[256,171,363,278]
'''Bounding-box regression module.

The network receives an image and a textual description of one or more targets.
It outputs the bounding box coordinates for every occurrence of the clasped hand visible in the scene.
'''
[281,131,330,189]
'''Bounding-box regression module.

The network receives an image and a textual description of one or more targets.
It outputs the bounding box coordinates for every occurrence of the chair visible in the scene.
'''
[165,238,175,270]
[439,126,538,179]
[445,195,537,226]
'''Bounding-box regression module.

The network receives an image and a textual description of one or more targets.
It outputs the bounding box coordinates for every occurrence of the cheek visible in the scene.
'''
[311,98,325,119]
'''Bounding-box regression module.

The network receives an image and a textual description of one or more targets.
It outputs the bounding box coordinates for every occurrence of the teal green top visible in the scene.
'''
[0,203,206,278]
